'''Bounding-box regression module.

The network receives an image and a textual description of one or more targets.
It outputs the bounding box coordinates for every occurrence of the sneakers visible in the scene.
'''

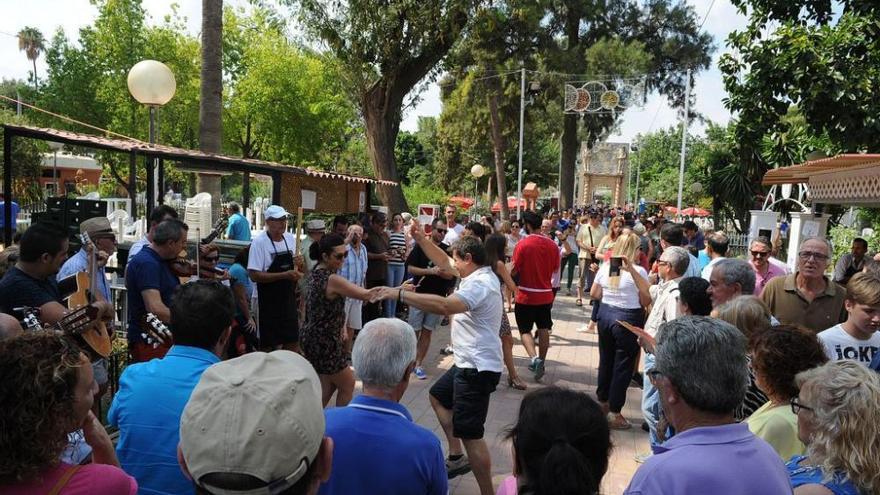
[414,367,427,380]
[527,358,537,372]
[529,358,544,381]
[446,455,471,479]
[440,345,454,355]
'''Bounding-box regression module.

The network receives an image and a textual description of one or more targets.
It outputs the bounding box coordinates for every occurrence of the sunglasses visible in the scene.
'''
[750,250,769,258]
[798,251,829,262]
[435,228,448,233]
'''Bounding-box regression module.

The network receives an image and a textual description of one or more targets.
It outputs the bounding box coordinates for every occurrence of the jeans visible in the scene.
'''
[578,258,597,297]
[560,253,578,290]
[384,263,406,317]
[642,352,662,447]
[596,304,645,414]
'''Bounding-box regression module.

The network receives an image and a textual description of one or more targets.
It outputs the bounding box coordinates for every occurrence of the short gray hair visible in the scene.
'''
[152,218,189,245]
[655,316,749,414]
[227,202,240,213]
[800,236,832,255]
[661,246,690,276]
[353,318,416,390]
[714,258,756,295]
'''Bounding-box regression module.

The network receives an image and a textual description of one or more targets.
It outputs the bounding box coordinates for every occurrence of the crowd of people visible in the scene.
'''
[1,201,879,495]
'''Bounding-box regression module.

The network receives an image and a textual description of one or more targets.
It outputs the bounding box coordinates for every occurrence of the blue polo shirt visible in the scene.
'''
[319,395,447,495]
[226,212,251,241]
[125,245,179,343]
[108,345,220,495]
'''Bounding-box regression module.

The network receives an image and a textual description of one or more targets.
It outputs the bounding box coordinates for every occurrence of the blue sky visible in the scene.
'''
[0,0,748,142]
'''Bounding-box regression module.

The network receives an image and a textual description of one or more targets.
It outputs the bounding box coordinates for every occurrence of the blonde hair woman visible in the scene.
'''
[586,216,626,333]
[590,233,651,429]
[788,360,880,494]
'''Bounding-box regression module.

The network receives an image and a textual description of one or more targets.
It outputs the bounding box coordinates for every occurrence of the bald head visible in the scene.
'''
[0,313,23,341]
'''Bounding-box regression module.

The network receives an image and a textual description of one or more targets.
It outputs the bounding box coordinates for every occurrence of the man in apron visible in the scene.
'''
[247,205,303,352]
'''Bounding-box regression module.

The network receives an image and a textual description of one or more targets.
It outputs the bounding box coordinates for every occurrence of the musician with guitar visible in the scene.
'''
[125,219,188,363]
[0,222,115,340]
[248,205,303,352]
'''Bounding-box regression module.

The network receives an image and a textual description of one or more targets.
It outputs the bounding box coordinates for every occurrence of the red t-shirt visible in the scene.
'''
[5,462,138,495]
[512,234,559,305]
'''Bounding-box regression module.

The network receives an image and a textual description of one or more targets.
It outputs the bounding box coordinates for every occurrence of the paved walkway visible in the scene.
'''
[344,292,649,495]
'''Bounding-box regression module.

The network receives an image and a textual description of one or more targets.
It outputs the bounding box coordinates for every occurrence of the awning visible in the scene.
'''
[762,154,880,186]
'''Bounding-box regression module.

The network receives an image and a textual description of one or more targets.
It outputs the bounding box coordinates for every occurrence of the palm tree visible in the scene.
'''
[17,27,45,91]
[199,0,223,220]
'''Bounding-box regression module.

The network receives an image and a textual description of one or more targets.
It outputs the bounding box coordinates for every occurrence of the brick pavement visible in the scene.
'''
[340,292,649,495]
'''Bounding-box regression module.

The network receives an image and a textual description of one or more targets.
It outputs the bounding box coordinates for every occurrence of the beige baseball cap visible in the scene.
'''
[180,351,325,494]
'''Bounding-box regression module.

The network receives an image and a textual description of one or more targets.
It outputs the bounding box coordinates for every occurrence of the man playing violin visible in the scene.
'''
[127,204,179,262]
[125,218,188,363]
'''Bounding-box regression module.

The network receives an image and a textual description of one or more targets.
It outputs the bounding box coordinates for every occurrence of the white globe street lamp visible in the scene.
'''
[471,165,485,220]
[127,60,176,218]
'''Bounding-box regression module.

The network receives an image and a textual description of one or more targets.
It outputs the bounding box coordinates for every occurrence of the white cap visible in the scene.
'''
[264,205,290,220]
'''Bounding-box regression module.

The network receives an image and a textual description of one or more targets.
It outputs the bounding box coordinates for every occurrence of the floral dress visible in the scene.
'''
[301,267,349,375]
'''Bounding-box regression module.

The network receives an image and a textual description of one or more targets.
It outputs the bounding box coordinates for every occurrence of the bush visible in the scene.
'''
[828,224,880,261]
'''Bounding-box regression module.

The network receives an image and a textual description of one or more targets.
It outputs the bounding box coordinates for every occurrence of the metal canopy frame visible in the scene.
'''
[3,124,393,246]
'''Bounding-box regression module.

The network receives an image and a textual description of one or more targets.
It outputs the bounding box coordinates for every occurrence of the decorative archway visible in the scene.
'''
[579,142,629,207]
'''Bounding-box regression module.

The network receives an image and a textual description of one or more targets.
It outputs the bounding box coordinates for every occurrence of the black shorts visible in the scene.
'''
[429,365,501,440]
[514,303,553,333]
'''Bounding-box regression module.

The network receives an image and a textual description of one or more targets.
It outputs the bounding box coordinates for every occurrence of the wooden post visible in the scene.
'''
[3,130,13,246]
[295,206,304,253]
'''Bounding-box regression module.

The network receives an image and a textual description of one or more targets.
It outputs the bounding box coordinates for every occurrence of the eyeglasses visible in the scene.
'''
[798,251,829,262]
[750,250,769,258]
[435,228,448,233]
[790,397,813,415]
[203,256,219,262]
[333,252,347,260]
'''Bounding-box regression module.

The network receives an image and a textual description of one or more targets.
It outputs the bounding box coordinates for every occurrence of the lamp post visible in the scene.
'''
[47,141,63,197]
[127,60,176,219]
[471,164,485,221]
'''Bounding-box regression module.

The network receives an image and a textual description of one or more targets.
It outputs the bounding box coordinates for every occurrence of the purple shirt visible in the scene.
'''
[753,261,786,296]
[624,423,792,495]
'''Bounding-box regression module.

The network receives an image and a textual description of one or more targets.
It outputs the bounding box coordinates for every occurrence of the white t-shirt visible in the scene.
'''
[248,231,298,272]
[127,236,149,262]
[451,266,503,373]
[442,223,465,246]
[701,256,724,281]
[595,263,648,310]
[818,324,880,366]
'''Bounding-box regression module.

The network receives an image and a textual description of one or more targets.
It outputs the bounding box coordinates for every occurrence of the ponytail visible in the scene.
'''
[535,440,598,495]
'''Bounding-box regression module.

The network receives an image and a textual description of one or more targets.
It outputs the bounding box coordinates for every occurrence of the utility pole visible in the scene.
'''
[676,69,691,216]
[516,67,526,219]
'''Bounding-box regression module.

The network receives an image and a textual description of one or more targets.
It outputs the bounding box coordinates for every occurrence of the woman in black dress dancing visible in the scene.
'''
[301,234,383,406]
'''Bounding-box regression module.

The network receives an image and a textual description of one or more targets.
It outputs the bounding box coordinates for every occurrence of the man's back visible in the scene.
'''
[108,346,220,495]
[513,234,559,306]
[319,395,446,495]
[625,423,792,495]
[226,213,251,241]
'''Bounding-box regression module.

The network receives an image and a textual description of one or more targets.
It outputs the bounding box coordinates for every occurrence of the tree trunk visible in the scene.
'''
[362,85,408,214]
[560,113,579,209]
[198,0,223,219]
[32,59,38,92]
[487,91,510,220]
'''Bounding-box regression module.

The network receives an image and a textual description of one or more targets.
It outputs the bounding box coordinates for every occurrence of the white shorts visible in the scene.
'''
[344,298,363,330]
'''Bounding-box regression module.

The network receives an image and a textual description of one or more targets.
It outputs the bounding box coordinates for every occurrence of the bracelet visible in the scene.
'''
[398,288,403,303]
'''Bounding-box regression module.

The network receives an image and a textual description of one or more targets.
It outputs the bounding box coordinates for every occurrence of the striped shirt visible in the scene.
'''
[341,243,368,287]
[388,231,407,265]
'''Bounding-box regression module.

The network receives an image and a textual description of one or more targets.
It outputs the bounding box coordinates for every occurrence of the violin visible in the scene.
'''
[167,215,229,279]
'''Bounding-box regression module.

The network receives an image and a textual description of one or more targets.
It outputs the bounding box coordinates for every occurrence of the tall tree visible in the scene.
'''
[17,27,45,91]
[295,0,482,213]
[545,0,714,208]
[199,0,223,218]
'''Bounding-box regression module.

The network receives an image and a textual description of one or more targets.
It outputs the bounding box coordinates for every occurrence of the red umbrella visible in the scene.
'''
[491,196,527,212]
[681,207,710,217]
[448,196,474,209]
[663,205,678,214]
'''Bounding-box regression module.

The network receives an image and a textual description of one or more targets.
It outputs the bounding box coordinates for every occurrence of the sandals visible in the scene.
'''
[608,414,632,430]
[576,298,583,306]
[507,376,528,390]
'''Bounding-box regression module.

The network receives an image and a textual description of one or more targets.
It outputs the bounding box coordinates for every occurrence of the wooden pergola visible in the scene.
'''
[2,124,395,245]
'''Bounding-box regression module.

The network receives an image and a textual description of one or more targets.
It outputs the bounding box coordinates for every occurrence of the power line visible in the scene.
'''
[698,0,717,31]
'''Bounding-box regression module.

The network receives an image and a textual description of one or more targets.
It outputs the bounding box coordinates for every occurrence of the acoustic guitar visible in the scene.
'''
[16,305,105,350]
[141,312,173,348]
[64,232,112,357]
